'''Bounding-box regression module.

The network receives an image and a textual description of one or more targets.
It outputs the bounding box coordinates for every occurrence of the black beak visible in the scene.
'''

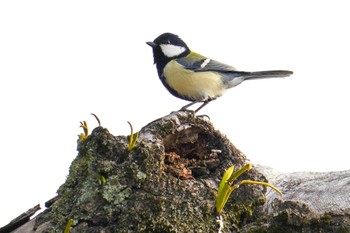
[146,41,157,48]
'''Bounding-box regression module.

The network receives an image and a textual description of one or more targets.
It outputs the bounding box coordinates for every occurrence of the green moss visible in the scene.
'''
[102,176,130,205]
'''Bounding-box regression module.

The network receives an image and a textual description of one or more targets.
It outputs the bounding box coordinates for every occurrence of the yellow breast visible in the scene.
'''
[163,60,225,101]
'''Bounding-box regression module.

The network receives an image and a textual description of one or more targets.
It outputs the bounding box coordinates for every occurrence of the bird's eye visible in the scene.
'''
[166,40,171,44]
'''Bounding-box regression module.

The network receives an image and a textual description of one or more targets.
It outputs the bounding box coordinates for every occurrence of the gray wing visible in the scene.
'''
[175,52,242,73]
[175,52,248,85]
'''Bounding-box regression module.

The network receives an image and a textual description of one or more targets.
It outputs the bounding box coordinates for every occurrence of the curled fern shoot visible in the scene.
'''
[127,121,139,151]
[91,113,101,126]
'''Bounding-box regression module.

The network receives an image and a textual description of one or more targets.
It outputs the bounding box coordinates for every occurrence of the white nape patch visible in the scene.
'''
[200,58,210,69]
[160,44,186,58]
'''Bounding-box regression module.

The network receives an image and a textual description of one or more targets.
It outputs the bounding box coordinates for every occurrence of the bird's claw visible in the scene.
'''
[196,114,210,120]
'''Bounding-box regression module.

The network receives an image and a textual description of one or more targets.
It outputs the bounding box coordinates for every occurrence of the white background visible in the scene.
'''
[1,0,349,226]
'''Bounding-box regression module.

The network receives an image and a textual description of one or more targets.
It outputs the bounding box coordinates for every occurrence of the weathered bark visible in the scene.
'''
[0,205,40,233]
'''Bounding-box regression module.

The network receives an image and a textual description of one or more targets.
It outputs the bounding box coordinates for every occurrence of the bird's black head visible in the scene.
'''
[146,33,190,66]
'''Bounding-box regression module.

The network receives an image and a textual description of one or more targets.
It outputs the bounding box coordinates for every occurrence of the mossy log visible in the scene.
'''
[6,111,350,233]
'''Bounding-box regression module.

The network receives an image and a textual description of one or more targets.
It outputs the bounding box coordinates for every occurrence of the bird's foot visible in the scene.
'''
[174,108,196,117]
[196,114,210,120]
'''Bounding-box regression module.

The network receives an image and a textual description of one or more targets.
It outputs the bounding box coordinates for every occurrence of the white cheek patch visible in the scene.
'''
[160,44,186,58]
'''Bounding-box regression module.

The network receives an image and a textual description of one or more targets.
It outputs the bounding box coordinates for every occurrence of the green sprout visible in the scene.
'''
[99,175,107,185]
[63,218,73,233]
[127,121,139,151]
[78,114,101,141]
[216,163,282,214]
[78,121,89,141]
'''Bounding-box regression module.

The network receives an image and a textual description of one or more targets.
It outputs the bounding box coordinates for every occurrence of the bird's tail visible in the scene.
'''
[243,70,293,80]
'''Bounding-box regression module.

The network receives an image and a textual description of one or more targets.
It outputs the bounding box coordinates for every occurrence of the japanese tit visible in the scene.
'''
[146,33,293,113]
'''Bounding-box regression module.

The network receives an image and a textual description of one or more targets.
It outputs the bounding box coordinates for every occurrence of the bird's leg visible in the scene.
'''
[180,101,199,111]
[194,100,211,113]
[179,100,211,114]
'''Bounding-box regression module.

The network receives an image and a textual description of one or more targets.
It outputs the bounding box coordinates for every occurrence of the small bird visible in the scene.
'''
[147,33,293,113]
